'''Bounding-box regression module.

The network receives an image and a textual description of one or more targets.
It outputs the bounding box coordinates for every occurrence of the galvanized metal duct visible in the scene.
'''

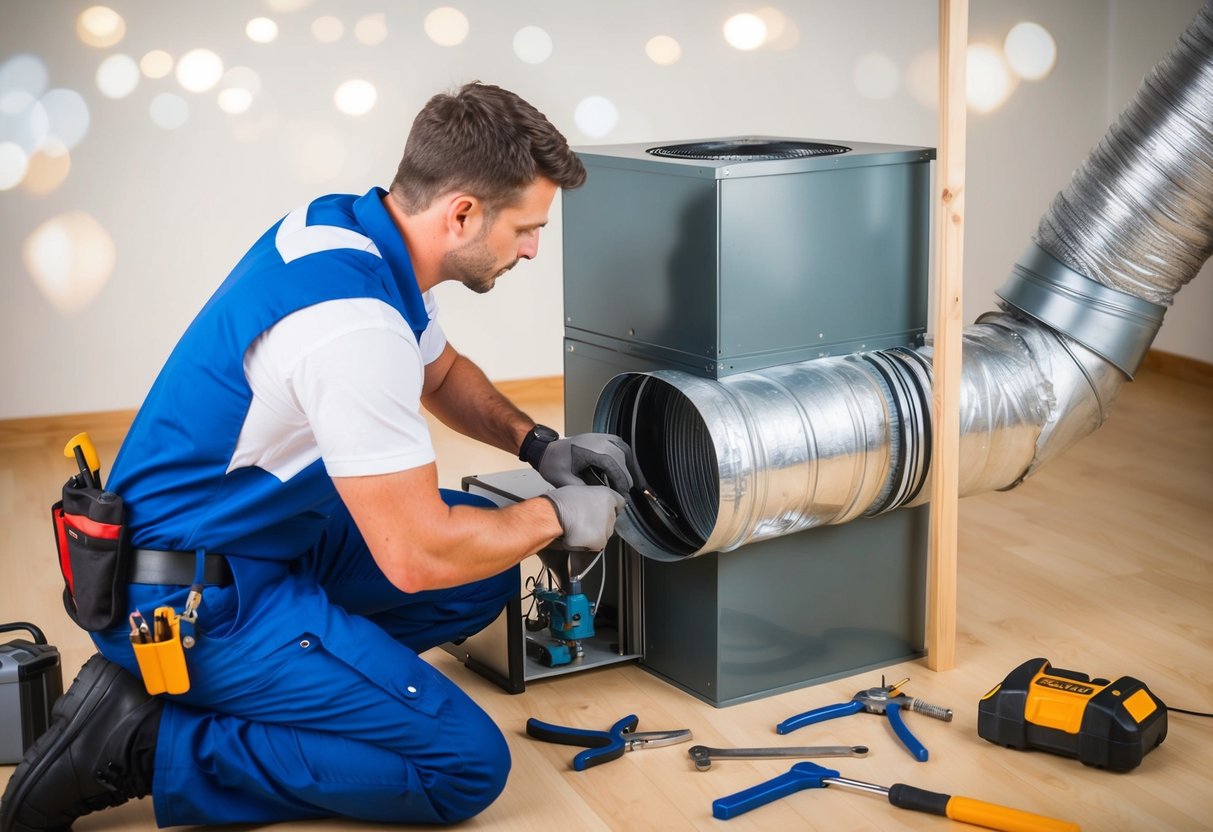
[596,3,1212,561]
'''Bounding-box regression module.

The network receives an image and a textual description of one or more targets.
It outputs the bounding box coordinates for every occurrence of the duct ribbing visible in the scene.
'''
[596,3,1213,561]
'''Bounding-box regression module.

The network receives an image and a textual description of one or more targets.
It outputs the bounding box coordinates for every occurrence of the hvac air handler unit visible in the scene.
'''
[449,136,936,706]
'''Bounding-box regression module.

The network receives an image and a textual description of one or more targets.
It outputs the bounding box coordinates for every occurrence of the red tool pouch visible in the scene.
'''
[51,478,130,632]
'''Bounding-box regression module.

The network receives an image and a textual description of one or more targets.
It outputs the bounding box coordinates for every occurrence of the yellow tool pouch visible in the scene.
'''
[130,606,191,695]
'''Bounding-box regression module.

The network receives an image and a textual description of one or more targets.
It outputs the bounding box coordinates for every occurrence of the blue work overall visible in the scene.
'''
[92,188,518,826]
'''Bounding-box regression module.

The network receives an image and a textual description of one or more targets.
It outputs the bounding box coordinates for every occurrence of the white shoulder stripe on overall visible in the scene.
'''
[275,203,382,264]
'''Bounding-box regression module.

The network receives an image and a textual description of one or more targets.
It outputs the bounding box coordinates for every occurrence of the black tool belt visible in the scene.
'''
[129,549,233,587]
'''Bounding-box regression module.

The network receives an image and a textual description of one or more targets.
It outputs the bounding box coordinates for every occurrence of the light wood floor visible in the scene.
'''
[1,371,1210,832]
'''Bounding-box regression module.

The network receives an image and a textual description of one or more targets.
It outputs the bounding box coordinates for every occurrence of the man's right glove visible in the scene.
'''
[542,485,626,551]
[532,433,638,494]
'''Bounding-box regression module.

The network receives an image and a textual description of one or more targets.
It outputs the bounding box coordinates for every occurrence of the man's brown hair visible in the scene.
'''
[391,82,586,215]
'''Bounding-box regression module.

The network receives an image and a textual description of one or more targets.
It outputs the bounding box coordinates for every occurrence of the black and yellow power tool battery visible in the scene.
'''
[978,658,1167,772]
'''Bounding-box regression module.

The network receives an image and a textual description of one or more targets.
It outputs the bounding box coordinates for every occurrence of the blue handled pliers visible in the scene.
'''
[775,677,952,762]
[526,714,692,771]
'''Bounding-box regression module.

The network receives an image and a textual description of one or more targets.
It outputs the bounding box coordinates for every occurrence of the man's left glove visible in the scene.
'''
[524,429,637,494]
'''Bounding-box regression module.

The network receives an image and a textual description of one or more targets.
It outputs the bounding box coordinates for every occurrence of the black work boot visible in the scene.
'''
[0,654,162,832]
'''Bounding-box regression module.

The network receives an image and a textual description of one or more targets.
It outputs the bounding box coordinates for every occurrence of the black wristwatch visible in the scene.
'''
[519,424,559,467]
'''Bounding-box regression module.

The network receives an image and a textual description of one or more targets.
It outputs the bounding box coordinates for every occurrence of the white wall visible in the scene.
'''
[0,0,1207,420]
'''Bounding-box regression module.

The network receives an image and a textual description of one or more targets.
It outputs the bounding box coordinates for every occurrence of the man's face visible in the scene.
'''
[443,177,557,294]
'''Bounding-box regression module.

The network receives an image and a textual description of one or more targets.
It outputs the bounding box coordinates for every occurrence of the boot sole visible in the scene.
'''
[0,655,131,832]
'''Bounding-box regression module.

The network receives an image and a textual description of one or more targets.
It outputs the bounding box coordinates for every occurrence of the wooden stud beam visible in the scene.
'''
[927,0,968,672]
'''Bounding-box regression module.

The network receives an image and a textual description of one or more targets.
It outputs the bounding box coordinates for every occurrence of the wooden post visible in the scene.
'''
[927,0,968,672]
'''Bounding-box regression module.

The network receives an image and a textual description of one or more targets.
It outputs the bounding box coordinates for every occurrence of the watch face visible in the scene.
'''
[534,425,559,443]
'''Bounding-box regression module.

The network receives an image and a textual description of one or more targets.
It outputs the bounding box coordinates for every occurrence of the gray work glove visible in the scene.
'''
[542,485,626,551]
[536,433,637,494]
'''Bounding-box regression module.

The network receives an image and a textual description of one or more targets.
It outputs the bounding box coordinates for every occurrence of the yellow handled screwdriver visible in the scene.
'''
[64,431,102,489]
[713,761,1079,831]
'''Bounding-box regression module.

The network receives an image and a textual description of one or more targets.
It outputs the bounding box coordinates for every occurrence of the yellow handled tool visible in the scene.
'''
[63,431,101,489]
[713,761,1080,831]
[881,781,1079,832]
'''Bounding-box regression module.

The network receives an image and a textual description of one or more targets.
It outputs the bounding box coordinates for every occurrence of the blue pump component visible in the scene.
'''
[531,577,596,667]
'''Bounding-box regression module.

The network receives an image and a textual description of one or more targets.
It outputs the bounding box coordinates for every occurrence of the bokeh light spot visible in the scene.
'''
[1004,22,1057,81]
[265,0,314,12]
[334,79,377,116]
[967,44,1015,113]
[574,96,618,139]
[853,52,900,100]
[0,142,28,190]
[77,6,126,48]
[96,54,140,99]
[218,88,253,115]
[0,54,49,113]
[176,49,224,93]
[354,13,388,45]
[24,211,117,315]
[312,16,344,43]
[425,7,469,47]
[140,50,173,79]
[40,89,89,153]
[246,18,279,44]
[513,26,553,64]
[20,145,71,196]
[150,93,190,129]
[723,13,766,51]
[645,35,682,66]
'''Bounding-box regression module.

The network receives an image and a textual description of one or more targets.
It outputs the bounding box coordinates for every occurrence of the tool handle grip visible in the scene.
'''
[712,763,833,820]
[888,785,1081,832]
[525,716,629,747]
[886,701,929,762]
[776,700,864,734]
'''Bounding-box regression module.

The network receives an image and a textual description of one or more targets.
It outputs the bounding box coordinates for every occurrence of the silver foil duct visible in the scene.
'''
[597,4,1212,560]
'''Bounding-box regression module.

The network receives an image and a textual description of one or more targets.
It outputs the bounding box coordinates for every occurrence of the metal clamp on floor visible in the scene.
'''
[129,549,232,587]
[995,242,1166,378]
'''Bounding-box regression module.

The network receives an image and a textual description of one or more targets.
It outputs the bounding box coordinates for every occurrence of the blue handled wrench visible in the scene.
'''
[776,676,952,761]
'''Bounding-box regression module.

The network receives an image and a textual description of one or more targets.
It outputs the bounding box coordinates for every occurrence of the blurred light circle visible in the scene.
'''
[645,35,682,66]
[23,211,117,315]
[425,7,469,47]
[723,13,766,51]
[334,79,377,115]
[246,17,279,44]
[574,95,618,138]
[0,142,28,190]
[40,89,89,153]
[0,94,49,154]
[266,0,314,11]
[853,52,900,100]
[96,54,140,99]
[754,7,788,45]
[312,16,344,43]
[513,26,552,64]
[176,49,224,93]
[0,54,49,112]
[77,6,126,48]
[967,43,1015,113]
[150,92,190,129]
[20,145,71,196]
[140,50,173,79]
[222,66,262,96]
[218,88,253,114]
[354,13,388,45]
[1004,21,1057,81]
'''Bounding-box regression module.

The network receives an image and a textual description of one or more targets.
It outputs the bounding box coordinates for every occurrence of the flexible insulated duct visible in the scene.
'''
[597,3,1213,561]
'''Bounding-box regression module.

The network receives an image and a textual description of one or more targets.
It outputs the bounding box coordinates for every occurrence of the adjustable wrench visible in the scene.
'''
[689,744,868,771]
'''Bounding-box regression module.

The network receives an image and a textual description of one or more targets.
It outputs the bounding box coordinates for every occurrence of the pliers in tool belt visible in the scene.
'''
[776,677,952,761]
[526,714,691,771]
